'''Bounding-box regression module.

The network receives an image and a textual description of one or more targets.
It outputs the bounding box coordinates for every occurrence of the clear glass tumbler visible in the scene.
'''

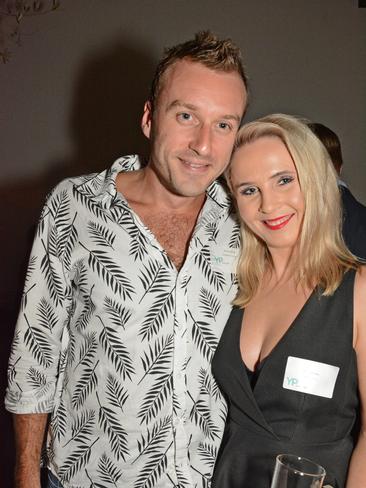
[270,454,326,488]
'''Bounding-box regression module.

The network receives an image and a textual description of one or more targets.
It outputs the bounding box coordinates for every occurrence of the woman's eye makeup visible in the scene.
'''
[278,175,294,185]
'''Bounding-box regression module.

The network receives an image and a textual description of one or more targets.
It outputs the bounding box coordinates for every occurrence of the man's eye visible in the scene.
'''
[177,112,192,122]
[240,187,257,196]
[218,122,231,131]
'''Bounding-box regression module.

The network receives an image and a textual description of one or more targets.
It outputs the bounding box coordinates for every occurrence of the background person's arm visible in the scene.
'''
[346,266,366,487]
[14,413,49,488]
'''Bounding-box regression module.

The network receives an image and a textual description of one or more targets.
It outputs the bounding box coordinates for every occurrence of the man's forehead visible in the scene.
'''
[158,59,246,106]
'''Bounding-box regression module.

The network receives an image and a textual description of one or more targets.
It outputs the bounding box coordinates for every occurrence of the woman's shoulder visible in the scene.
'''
[354,265,366,333]
[355,263,366,286]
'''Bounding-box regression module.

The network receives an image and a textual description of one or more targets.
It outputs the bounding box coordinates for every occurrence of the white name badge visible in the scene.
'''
[283,356,339,399]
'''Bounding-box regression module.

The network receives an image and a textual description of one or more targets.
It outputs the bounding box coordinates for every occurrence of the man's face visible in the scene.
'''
[142,59,247,198]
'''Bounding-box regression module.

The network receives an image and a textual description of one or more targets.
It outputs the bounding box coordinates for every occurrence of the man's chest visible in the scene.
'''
[141,212,197,269]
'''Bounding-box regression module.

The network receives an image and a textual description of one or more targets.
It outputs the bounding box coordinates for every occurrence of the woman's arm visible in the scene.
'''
[346,265,366,487]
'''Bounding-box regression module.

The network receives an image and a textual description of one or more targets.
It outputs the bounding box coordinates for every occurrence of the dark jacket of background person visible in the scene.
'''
[308,122,366,260]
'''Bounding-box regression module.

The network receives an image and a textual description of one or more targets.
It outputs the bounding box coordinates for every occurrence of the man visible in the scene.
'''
[6,31,248,488]
[308,122,366,260]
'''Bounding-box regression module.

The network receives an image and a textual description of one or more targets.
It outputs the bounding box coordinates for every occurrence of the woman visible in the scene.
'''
[211,114,366,487]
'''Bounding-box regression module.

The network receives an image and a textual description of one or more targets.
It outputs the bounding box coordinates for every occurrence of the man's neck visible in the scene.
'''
[116,166,206,214]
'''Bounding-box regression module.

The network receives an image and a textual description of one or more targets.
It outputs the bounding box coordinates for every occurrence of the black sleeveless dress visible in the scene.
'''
[211,270,359,488]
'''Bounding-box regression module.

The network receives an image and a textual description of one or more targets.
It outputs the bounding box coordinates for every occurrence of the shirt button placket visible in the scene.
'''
[172,272,190,481]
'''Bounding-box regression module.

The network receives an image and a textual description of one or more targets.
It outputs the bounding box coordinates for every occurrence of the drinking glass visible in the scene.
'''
[270,454,326,488]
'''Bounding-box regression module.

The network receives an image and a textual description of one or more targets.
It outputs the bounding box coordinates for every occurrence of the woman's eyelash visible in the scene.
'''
[279,176,294,185]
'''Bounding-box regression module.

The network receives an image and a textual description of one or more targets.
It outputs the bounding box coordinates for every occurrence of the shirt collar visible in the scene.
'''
[74,155,232,211]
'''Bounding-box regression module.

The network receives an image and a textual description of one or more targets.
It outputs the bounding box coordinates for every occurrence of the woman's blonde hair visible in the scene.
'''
[227,114,359,307]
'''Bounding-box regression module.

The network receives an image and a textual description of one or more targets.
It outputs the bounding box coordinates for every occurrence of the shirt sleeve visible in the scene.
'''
[5,184,74,414]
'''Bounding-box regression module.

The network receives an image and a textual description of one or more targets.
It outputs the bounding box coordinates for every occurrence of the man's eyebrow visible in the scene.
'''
[166,99,241,123]
[166,100,197,112]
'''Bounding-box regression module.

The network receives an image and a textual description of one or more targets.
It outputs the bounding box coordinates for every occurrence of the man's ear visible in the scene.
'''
[141,101,152,139]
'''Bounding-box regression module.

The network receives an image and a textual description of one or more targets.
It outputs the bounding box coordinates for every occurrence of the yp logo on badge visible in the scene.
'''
[283,356,339,399]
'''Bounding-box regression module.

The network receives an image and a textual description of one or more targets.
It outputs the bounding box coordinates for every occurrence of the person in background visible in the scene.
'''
[308,122,366,260]
[5,31,248,488]
[212,114,366,487]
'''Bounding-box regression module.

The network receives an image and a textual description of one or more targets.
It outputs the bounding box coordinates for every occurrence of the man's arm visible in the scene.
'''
[14,413,49,488]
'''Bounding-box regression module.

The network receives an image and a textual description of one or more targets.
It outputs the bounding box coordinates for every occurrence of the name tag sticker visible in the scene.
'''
[211,248,238,268]
[283,356,339,399]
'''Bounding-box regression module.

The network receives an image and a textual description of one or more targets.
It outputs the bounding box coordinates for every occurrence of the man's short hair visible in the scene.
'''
[149,30,248,111]
[307,122,344,174]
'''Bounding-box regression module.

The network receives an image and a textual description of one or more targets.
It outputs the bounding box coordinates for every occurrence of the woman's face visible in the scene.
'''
[230,136,305,256]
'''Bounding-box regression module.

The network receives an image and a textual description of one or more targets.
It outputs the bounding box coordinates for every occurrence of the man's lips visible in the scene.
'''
[179,158,209,172]
[262,214,294,230]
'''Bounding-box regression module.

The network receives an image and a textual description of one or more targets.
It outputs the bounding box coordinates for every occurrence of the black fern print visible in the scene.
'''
[197,442,218,469]
[189,310,218,362]
[40,241,65,306]
[72,362,99,410]
[199,288,221,321]
[37,298,58,332]
[138,373,173,424]
[82,244,135,300]
[228,220,241,248]
[49,189,69,226]
[73,186,111,223]
[24,255,37,287]
[61,213,78,271]
[189,394,220,440]
[134,416,171,464]
[130,231,150,261]
[58,437,99,482]
[193,247,225,291]
[204,222,219,243]
[139,290,175,342]
[97,393,129,461]
[139,334,174,384]
[51,401,68,442]
[63,410,96,447]
[134,443,172,488]
[87,221,116,250]
[73,331,97,371]
[175,466,192,487]
[26,367,49,399]
[105,374,129,412]
[97,453,123,485]
[99,317,135,381]
[197,368,222,401]
[72,259,89,294]
[75,286,96,330]
[197,368,211,396]
[139,260,172,303]
[24,315,53,367]
[104,297,132,329]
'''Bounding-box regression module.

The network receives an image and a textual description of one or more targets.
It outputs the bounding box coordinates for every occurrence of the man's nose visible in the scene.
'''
[189,124,212,156]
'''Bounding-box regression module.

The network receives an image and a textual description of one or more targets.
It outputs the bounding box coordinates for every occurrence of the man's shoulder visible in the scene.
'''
[47,155,143,203]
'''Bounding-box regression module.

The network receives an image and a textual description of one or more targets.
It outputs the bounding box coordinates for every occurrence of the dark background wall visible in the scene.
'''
[1,1,365,485]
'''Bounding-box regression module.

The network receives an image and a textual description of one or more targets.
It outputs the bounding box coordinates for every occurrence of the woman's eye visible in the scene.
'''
[279,176,294,185]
